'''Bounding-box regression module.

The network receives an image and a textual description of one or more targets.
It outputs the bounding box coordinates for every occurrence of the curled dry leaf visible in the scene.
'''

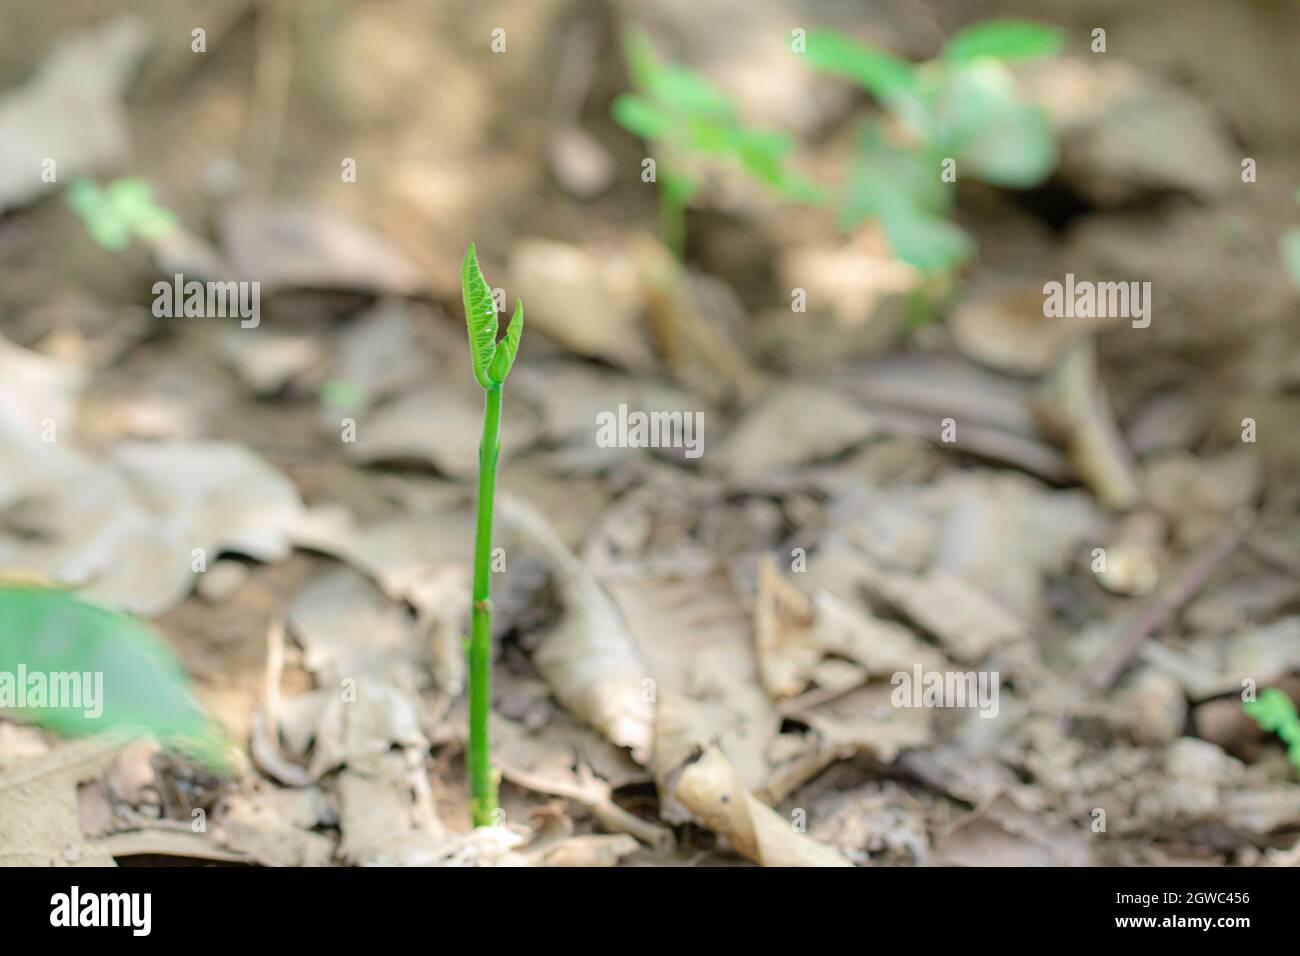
[612,572,780,810]
[1033,338,1140,510]
[675,746,853,867]
[500,496,655,763]
[261,568,432,785]
[754,556,820,699]
[493,715,670,847]
[754,555,948,701]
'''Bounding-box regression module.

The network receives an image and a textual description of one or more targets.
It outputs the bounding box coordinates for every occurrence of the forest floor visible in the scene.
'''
[2,0,1300,867]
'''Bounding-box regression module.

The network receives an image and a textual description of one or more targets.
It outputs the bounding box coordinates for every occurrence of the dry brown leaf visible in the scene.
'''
[935,792,1094,867]
[858,564,1025,661]
[219,201,424,295]
[508,239,653,369]
[214,788,336,867]
[950,281,1111,376]
[714,385,879,480]
[94,829,251,865]
[1034,338,1139,510]
[525,833,639,867]
[493,715,669,847]
[753,555,949,702]
[336,755,448,866]
[754,556,821,699]
[0,737,122,866]
[675,746,853,867]
[613,572,781,801]
[502,496,655,762]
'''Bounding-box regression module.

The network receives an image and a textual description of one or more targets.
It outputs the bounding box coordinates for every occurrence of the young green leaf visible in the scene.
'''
[805,29,917,101]
[461,242,500,390]
[841,128,952,227]
[623,31,733,119]
[943,19,1061,63]
[487,298,523,384]
[0,582,223,763]
[881,209,975,274]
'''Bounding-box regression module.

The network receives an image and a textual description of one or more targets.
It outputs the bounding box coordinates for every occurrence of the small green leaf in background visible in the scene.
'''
[881,209,975,275]
[943,19,1062,63]
[1281,228,1300,289]
[841,127,952,226]
[937,61,1056,188]
[320,378,366,409]
[805,29,917,101]
[0,582,224,766]
[1244,687,1300,771]
[66,177,178,250]
[614,31,820,253]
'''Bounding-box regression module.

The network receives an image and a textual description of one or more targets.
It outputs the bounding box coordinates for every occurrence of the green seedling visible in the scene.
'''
[1280,186,1300,288]
[1244,687,1300,774]
[66,177,178,251]
[807,20,1060,282]
[0,580,224,767]
[613,32,821,258]
[460,242,523,827]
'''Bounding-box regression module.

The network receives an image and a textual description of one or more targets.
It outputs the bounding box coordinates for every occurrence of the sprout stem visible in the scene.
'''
[469,384,502,826]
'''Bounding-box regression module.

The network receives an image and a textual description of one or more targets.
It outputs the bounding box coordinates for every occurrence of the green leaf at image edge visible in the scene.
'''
[0,583,225,767]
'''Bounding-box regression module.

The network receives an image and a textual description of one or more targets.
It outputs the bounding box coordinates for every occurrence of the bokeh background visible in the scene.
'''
[1,0,1299,867]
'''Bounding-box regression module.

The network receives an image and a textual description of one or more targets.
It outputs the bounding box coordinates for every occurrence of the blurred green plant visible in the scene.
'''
[461,241,523,827]
[612,32,821,258]
[807,20,1061,279]
[320,378,365,409]
[66,177,177,251]
[1244,687,1300,774]
[0,581,224,766]
[1281,186,1300,288]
